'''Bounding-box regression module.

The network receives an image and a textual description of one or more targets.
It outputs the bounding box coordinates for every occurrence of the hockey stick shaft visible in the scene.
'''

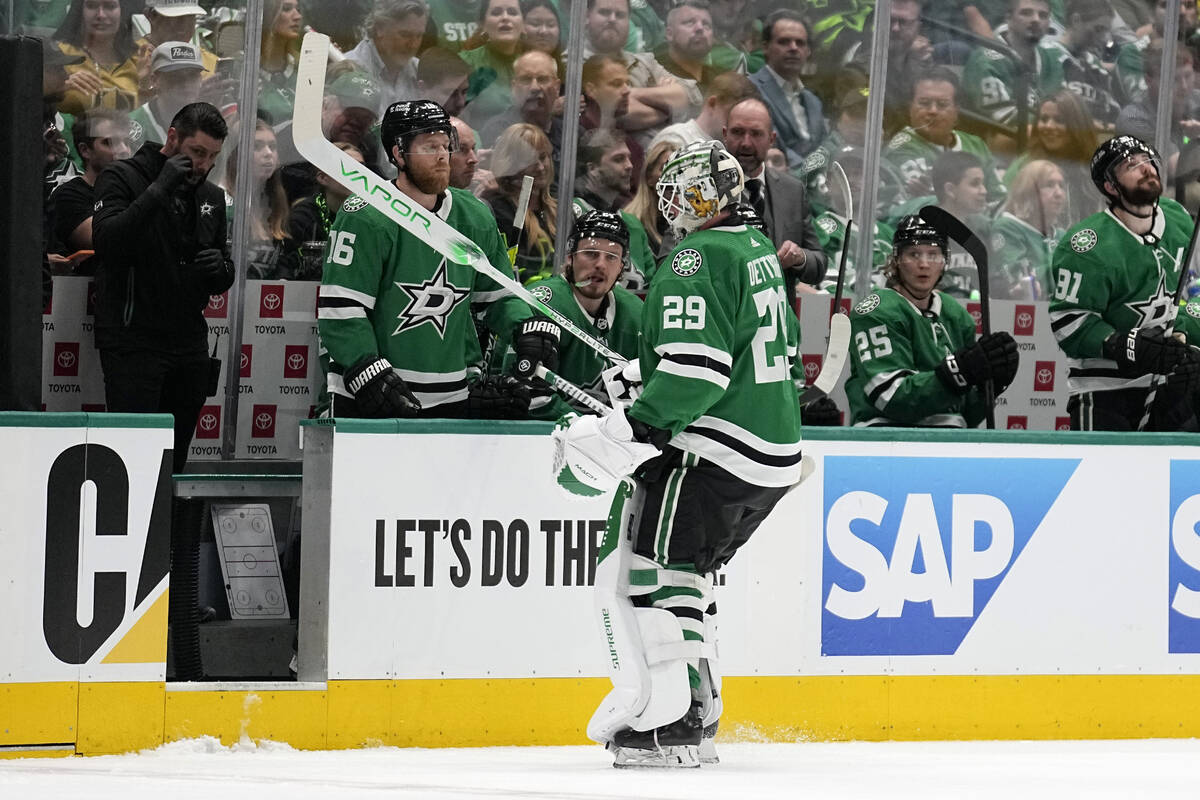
[1138,212,1200,430]
[535,365,613,416]
[830,161,853,317]
[919,204,996,429]
[292,32,627,367]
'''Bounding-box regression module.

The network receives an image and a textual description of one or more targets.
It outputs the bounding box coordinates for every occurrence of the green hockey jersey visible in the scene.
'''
[500,275,643,419]
[845,288,987,427]
[881,127,1007,211]
[962,40,1065,126]
[989,211,1062,300]
[1050,199,1200,395]
[812,211,894,292]
[630,223,804,488]
[318,188,530,410]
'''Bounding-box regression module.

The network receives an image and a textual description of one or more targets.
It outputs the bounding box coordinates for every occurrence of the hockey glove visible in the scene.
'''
[512,316,560,379]
[1103,327,1192,377]
[601,358,642,408]
[344,356,421,418]
[935,331,1019,393]
[1166,348,1200,394]
[801,396,843,427]
[551,407,661,497]
[467,374,531,419]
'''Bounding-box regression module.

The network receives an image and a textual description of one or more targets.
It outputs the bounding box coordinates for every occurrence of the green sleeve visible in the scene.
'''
[622,212,658,285]
[317,208,390,370]
[1047,237,1117,358]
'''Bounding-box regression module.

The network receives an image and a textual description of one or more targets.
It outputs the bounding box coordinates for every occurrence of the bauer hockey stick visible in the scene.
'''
[1138,209,1200,430]
[920,204,997,429]
[292,32,627,367]
[798,161,853,405]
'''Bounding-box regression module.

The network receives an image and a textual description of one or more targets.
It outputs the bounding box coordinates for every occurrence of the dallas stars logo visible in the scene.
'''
[1125,271,1173,328]
[1070,229,1097,253]
[199,201,215,217]
[393,259,470,338]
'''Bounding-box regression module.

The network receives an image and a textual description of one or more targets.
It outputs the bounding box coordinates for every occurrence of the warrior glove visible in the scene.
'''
[344,356,421,418]
[512,316,560,378]
[467,374,531,419]
[935,331,1020,393]
[1103,327,1192,377]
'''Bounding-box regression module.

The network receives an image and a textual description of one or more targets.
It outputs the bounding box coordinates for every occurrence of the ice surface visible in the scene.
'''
[2,737,1198,799]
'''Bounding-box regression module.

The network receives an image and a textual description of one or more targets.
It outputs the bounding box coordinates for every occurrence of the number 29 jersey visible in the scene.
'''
[628,222,804,488]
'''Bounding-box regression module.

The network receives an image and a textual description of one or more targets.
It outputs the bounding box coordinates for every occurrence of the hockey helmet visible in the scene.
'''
[568,209,630,257]
[380,99,458,167]
[656,139,745,236]
[892,214,949,257]
[1090,135,1161,197]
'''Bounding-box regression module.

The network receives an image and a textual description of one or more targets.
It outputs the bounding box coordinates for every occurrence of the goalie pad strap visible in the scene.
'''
[646,639,717,666]
[628,567,712,595]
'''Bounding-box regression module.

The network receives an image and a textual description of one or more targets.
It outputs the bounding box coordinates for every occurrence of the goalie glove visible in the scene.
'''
[512,316,560,379]
[467,374,532,419]
[1103,327,1192,377]
[344,356,421,418]
[601,358,643,408]
[935,331,1019,393]
[551,407,660,497]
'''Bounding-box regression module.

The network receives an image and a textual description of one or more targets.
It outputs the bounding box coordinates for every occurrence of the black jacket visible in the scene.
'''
[92,142,234,349]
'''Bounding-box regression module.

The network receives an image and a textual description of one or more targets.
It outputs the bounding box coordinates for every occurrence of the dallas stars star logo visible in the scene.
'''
[392,259,470,338]
[199,201,215,217]
[1125,271,1174,327]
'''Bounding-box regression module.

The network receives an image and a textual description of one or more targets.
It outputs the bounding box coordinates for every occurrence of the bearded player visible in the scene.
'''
[553,140,806,768]
[317,100,559,419]
[1050,135,1200,431]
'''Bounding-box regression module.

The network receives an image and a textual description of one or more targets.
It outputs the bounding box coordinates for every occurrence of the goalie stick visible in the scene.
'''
[919,204,997,429]
[798,161,853,405]
[292,32,627,367]
[1138,208,1200,431]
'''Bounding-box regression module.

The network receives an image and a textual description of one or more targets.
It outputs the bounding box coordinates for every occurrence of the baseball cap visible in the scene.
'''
[150,41,206,73]
[328,71,380,112]
[145,0,206,17]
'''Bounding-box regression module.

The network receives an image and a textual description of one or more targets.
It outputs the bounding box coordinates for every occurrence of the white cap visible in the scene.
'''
[150,41,206,73]
[146,0,206,18]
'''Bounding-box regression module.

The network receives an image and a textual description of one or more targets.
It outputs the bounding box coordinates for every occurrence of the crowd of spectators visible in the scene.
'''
[21,0,1200,424]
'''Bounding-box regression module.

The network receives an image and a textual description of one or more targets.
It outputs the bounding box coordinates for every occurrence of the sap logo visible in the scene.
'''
[1168,460,1200,652]
[822,456,1079,656]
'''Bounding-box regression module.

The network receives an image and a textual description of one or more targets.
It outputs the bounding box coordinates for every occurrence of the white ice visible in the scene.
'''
[3,737,1198,799]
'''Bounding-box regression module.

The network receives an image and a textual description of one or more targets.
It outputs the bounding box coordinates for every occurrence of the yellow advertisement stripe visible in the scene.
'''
[102,590,169,665]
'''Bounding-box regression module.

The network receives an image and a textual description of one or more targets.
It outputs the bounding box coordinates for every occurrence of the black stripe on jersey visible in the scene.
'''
[319,296,369,310]
[1050,312,1086,333]
[686,423,804,468]
[866,370,913,406]
[662,352,732,378]
[667,606,704,622]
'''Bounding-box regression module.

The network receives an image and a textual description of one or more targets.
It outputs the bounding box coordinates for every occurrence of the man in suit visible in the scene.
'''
[724,97,825,304]
[748,10,827,169]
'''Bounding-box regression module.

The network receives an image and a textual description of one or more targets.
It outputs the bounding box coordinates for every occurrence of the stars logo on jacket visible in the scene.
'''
[393,259,471,337]
[200,201,215,217]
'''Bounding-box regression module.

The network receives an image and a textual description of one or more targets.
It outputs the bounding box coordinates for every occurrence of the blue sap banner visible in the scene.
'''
[1169,460,1200,653]
[821,456,1080,656]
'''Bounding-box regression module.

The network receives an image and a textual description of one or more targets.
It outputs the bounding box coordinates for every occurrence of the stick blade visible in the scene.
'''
[799,312,851,404]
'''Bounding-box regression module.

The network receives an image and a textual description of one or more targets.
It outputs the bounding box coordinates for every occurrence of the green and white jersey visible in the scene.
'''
[812,211,894,292]
[881,127,1007,210]
[317,187,529,409]
[126,102,167,154]
[427,0,481,50]
[1049,198,1200,395]
[990,211,1062,300]
[501,275,643,419]
[962,40,1064,126]
[845,288,987,427]
[630,223,804,488]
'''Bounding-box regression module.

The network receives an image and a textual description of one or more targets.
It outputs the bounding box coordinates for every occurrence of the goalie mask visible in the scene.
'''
[656,140,744,236]
[381,99,459,169]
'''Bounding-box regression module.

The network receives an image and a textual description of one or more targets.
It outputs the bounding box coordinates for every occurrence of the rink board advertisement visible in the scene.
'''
[311,424,1200,680]
[0,414,173,686]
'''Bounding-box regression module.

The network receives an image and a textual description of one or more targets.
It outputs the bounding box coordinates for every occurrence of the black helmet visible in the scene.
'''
[1090,135,1161,197]
[380,99,458,168]
[568,209,630,256]
[892,214,948,256]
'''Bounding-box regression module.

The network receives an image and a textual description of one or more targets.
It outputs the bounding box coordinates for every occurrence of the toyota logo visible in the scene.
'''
[198,413,218,431]
[804,361,819,379]
[1009,421,1025,430]
[287,353,306,371]
[970,310,982,324]
[1057,422,1071,431]
[1017,312,1032,329]
[57,351,76,369]
[263,293,281,311]
[240,352,249,369]
[255,412,273,430]
[1036,368,1053,385]
[209,294,226,311]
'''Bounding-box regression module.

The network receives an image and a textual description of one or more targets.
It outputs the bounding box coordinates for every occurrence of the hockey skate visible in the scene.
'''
[699,720,719,765]
[609,705,702,768]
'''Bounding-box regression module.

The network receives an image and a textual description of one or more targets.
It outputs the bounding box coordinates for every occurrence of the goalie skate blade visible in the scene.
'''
[698,737,719,765]
[610,744,701,769]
